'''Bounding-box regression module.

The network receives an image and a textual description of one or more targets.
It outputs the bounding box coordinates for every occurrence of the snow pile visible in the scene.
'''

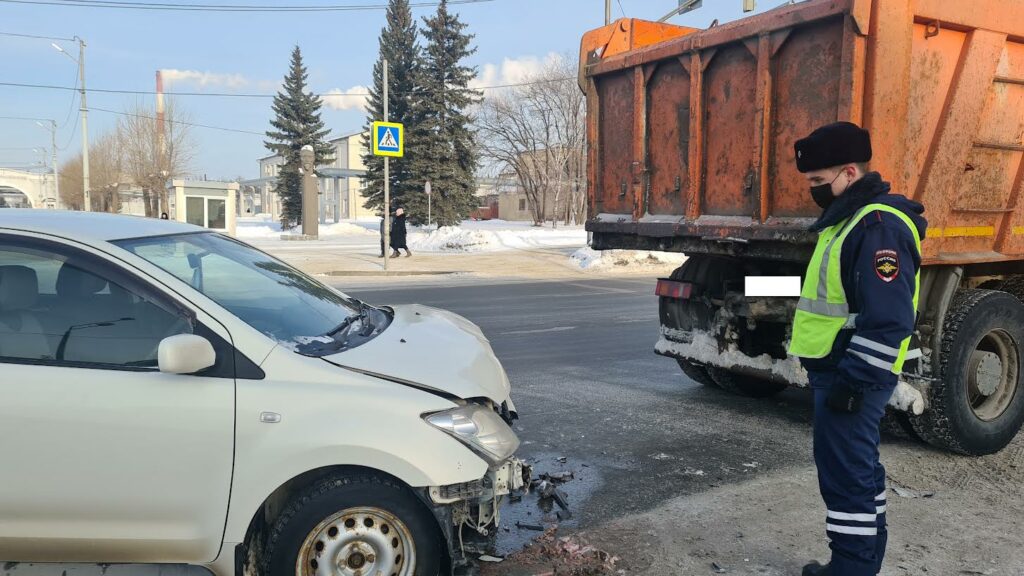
[410,226,501,252]
[318,222,376,237]
[235,216,375,239]
[410,224,587,253]
[570,247,687,271]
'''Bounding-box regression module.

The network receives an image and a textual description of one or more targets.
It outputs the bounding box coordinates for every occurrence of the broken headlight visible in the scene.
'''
[425,404,520,465]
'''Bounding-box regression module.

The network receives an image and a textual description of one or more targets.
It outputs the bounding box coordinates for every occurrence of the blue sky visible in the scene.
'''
[0,0,791,179]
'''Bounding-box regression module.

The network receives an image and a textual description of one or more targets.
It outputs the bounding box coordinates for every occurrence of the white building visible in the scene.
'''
[240,131,371,223]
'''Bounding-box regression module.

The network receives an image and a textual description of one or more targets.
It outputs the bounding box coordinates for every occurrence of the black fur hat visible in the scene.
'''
[794,121,872,173]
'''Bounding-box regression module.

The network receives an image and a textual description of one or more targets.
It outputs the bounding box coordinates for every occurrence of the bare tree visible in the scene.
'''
[58,131,124,212]
[117,98,195,217]
[476,57,586,226]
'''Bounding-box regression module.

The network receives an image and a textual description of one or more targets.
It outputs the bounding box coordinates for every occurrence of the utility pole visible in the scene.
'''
[77,38,89,212]
[53,37,89,211]
[383,58,391,271]
[605,0,611,24]
[37,120,59,208]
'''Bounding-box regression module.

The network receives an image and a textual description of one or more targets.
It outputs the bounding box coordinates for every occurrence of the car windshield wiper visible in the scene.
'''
[324,313,361,338]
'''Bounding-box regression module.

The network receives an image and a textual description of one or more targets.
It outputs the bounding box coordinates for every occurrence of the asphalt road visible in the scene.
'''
[344,277,819,551]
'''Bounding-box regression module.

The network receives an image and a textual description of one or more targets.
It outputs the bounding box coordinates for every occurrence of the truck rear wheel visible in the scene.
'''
[706,367,787,398]
[677,359,718,388]
[910,289,1024,455]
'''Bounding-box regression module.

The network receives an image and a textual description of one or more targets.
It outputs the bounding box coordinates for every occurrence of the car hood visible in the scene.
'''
[322,304,512,404]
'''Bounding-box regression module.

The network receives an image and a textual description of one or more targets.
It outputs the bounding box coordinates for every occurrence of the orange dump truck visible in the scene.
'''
[580,0,1024,454]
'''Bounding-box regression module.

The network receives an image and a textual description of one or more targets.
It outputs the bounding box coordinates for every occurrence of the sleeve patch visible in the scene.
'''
[875,249,900,282]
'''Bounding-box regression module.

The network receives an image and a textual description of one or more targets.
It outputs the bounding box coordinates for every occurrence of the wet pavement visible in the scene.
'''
[344,277,817,552]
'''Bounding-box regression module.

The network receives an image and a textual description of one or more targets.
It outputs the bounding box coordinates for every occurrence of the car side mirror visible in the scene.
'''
[158,334,216,375]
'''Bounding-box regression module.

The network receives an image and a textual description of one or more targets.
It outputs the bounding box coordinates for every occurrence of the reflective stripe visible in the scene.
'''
[827,511,876,522]
[875,492,886,501]
[851,335,901,358]
[904,349,922,360]
[826,523,878,536]
[876,505,887,514]
[797,297,850,317]
[844,314,858,329]
[849,349,895,371]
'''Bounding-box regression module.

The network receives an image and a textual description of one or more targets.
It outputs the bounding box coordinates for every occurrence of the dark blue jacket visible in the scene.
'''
[801,173,928,390]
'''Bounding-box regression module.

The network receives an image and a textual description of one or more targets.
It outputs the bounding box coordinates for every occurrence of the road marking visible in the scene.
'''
[501,326,577,335]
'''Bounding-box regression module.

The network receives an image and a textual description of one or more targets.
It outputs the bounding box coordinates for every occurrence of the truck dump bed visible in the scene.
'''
[582,0,1024,266]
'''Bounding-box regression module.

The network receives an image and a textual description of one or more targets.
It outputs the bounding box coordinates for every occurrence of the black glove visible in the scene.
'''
[827,379,863,414]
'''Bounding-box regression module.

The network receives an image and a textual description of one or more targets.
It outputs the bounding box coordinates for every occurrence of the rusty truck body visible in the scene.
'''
[580,0,1024,455]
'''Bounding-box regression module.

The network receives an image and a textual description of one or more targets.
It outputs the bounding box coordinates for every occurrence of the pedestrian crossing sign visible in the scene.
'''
[372,121,404,157]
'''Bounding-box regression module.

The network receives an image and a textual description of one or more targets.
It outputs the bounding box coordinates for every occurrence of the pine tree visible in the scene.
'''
[265,46,334,229]
[411,0,481,227]
[362,0,421,217]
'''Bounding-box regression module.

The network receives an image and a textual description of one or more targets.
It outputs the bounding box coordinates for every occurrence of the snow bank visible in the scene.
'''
[570,247,687,271]
[235,216,375,239]
[410,226,500,252]
[410,224,587,253]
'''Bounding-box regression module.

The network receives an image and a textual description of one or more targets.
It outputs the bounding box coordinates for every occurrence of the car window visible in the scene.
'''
[0,238,191,369]
[115,232,368,354]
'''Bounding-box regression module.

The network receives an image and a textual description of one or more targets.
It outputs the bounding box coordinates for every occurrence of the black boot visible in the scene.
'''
[404,249,412,258]
[802,561,831,576]
[391,250,401,258]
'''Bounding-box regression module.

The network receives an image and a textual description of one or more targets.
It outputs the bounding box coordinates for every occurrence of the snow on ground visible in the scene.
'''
[409,221,586,252]
[570,247,687,271]
[236,215,375,239]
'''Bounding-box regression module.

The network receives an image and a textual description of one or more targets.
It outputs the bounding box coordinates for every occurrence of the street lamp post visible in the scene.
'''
[52,37,88,211]
[37,120,59,208]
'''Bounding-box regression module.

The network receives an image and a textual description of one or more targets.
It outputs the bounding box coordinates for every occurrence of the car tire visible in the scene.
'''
[264,473,442,576]
[909,289,1024,455]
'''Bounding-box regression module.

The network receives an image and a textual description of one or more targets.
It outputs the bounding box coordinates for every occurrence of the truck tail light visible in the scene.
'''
[655,279,694,300]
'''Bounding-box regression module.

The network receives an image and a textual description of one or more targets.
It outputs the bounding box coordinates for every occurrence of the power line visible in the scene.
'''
[91,105,267,135]
[0,75,575,99]
[0,0,492,12]
[58,64,81,132]
[0,30,75,41]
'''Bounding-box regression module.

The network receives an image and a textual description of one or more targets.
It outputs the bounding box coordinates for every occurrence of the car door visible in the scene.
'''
[0,233,235,564]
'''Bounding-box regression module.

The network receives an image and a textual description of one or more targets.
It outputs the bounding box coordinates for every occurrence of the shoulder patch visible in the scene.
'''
[875,249,900,282]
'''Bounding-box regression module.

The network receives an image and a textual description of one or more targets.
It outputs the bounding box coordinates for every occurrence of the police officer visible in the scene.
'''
[788,122,928,576]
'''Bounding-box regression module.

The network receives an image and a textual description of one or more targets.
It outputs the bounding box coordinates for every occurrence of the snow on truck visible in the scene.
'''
[580,0,1024,455]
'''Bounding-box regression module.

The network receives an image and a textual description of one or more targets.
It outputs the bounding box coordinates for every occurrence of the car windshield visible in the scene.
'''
[114,232,368,354]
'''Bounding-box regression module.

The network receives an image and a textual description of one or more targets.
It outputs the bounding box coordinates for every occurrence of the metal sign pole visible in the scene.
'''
[425,179,432,229]
[383,58,390,272]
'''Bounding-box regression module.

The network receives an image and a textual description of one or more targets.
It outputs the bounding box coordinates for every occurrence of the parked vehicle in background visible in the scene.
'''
[581,0,1024,455]
[0,210,526,576]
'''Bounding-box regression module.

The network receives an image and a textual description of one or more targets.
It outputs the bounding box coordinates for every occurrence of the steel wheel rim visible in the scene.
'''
[966,329,1020,422]
[297,506,416,576]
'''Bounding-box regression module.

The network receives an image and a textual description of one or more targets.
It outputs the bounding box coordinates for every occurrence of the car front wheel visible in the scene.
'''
[264,473,442,576]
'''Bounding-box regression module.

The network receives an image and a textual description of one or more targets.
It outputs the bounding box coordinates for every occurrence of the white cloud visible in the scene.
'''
[472,52,564,90]
[160,69,250,90]
[323,85,370,111]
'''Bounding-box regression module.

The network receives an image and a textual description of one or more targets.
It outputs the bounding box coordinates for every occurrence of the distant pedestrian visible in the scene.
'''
[159,212,169,220]
[378,215,386,258]
[390,208,411,257]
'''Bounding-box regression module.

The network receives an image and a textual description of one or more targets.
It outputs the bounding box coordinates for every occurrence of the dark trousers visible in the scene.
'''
[809,369,893,576]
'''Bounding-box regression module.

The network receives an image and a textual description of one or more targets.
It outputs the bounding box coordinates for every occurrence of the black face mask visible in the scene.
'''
[810,171,843,210]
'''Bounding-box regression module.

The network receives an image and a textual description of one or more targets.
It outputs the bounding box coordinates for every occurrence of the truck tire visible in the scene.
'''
[662,255,741,389]
[264,473,442,576]
[677,358,719,388]
[706,367,788,398]
[992,275,1024,302]
[909,289,1024,455]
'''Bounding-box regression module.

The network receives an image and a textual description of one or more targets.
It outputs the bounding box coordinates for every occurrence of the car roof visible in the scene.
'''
[0,209,206,242]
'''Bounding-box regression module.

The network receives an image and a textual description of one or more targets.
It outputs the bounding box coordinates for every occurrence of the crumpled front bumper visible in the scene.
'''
[425,457,531,574]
